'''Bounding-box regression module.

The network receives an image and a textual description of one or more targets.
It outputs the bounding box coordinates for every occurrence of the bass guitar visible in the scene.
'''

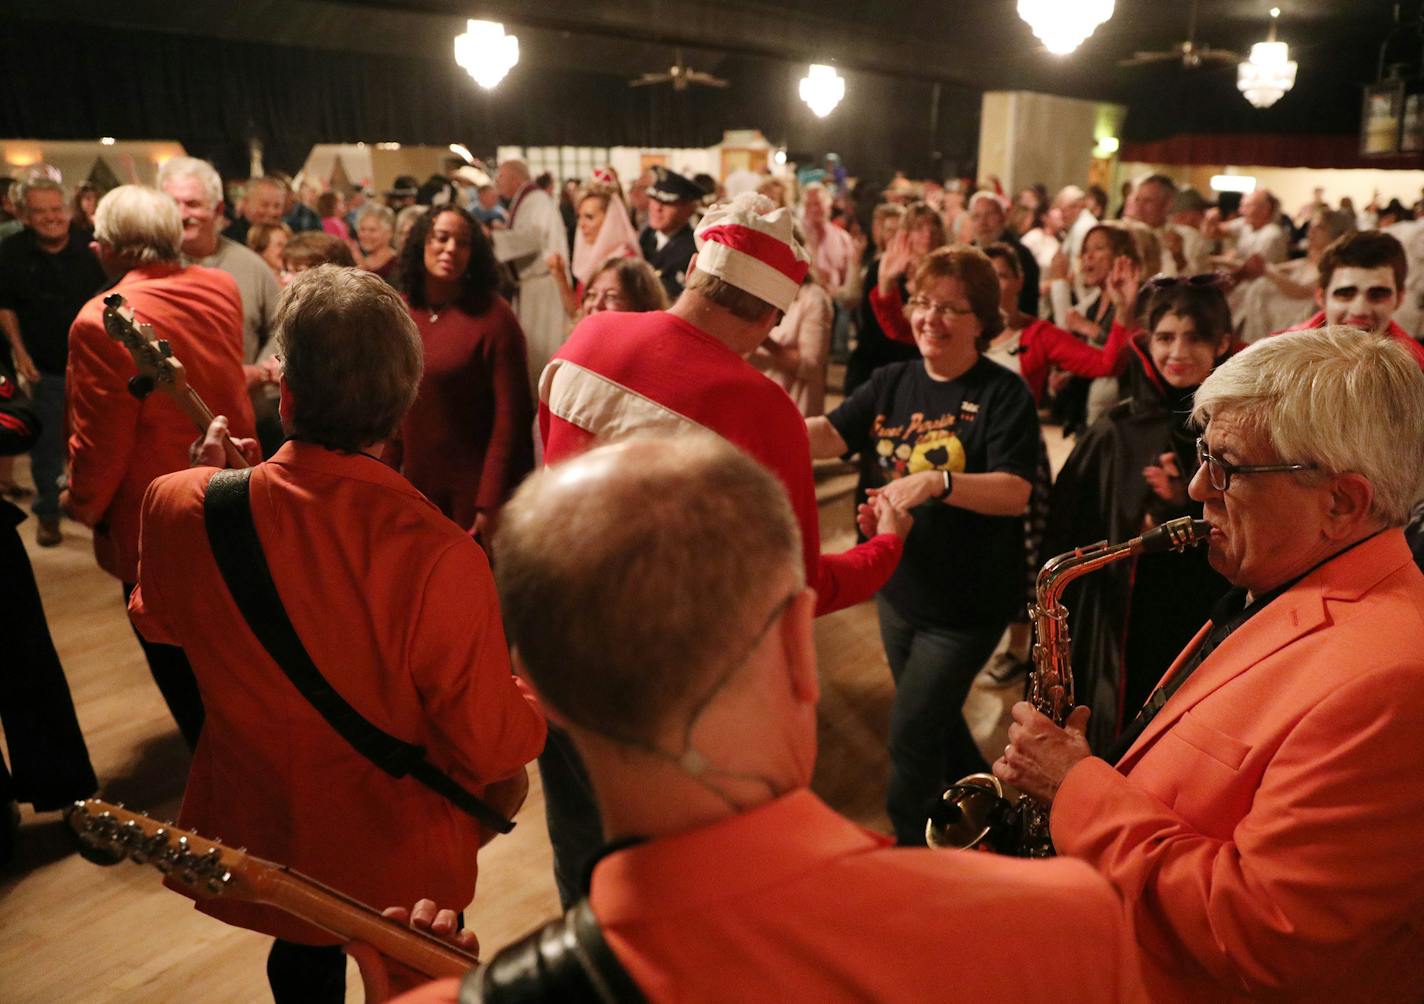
[68,798,480,1001]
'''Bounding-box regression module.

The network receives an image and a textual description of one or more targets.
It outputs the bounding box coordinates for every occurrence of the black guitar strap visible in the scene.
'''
[202,467,515,835]
[458,900,647,1004]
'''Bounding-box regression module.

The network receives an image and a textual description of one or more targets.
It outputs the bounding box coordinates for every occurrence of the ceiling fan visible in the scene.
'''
[628,47,729,90]
[1118,0,1243,68]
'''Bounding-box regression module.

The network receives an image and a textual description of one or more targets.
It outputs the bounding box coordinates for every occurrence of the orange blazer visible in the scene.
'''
[388,790,1145,1004]
[66,263,255,583]
[1052,529,1424,1004]
[129,442,546,943]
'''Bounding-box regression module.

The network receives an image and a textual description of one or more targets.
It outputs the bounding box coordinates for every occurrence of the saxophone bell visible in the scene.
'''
[925,516,1210,856]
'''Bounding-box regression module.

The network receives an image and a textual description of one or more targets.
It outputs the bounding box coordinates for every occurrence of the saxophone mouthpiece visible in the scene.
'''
[1135,516,1212,555]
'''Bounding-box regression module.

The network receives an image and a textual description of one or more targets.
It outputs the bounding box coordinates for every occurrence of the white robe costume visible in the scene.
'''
[493,184,570,397]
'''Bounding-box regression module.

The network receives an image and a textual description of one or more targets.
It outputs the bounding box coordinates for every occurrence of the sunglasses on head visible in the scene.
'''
[1148,272,1227,290]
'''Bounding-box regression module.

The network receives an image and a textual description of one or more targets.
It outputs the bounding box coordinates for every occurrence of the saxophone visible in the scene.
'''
[925,515,1211,857]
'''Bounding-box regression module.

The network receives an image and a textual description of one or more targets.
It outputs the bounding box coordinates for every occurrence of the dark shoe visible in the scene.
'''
[35,516,62,547]
[983,653,1030,688]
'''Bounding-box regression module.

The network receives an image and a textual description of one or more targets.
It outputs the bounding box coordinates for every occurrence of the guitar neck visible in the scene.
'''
[177,385,249,470]
[249,866,479,977]
[68,799,476,978]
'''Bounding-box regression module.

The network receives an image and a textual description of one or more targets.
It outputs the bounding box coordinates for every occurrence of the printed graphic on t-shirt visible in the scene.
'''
[870,406,977,481]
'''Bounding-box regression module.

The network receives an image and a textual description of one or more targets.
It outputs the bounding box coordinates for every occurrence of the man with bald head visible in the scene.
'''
[387,434,1144,1003]
[492,159,569,394]
[1213,188,1289,323]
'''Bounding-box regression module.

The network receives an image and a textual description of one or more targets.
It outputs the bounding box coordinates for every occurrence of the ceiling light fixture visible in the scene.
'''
[1236,8,1296,109]
[454,19,519,90]
[1017,0,1116,56]
[799,64,845,118]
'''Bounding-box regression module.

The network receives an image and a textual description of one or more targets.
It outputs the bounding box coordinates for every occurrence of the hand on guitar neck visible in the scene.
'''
[102,293,252,470]
[190,415,262,469]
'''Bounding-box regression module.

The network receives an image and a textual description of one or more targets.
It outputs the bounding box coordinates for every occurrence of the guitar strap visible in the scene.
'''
[202,467,516,835]
[458,899,646,1004]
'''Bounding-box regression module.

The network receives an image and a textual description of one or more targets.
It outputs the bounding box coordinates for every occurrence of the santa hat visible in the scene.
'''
[693,193,811,313]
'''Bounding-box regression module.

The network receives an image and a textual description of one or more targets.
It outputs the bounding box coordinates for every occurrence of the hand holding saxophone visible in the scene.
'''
[992,701,1093,804]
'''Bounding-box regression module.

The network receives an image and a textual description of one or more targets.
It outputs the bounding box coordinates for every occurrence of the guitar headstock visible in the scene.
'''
[68,799,248,899]
[101,293,190,399]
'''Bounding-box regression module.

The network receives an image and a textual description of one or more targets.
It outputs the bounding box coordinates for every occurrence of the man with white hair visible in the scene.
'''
[997,327,1424,1003]
[159,158,282,423]
[968,191,1038,314]
[491,159,569,395]
[65,184,254,749]
[1214,188,1289,321]
[536,192,911,904]
[0,174,105,545]
[799,181,855,299]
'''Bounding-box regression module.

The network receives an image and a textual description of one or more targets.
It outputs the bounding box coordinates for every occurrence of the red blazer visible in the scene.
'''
[1278,310,1424,369]
[66,263,254,582]
[866,287,1132,404]
[129,442,546,943]
[1052,530,1424,1003]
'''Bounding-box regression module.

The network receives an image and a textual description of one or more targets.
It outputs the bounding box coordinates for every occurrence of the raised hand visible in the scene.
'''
[878,231,914,293]
[1104,255,1143,317]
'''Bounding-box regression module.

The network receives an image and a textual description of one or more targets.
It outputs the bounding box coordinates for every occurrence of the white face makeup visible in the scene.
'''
[1321,265,1399,336]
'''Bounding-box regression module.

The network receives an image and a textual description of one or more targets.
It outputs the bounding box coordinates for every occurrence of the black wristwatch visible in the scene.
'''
[935,469,953,500]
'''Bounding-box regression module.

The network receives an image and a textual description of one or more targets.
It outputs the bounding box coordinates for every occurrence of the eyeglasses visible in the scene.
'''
[1148,272,1226,290]
[906,296,975,320]
[1195,437,1317,492]
[582,287,625,311]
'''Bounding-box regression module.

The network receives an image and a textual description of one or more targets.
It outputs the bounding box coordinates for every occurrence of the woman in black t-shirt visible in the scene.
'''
[807,246,1041,845]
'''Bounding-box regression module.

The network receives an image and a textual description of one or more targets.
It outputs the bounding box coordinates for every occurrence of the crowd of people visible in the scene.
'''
[1,149,1423,1004]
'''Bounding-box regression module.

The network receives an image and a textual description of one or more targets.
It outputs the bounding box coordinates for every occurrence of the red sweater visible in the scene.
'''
[540,310,902,616]
[399,296,534,531]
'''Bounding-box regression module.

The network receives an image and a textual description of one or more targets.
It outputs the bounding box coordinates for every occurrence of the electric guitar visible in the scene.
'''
[101,293,249,469]
[68,799,481,999]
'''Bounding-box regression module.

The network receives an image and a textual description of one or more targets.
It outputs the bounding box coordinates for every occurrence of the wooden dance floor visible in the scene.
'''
[1,422,1069,1001]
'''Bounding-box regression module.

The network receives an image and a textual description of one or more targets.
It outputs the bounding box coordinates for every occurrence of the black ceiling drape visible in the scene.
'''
[1,17,982,183]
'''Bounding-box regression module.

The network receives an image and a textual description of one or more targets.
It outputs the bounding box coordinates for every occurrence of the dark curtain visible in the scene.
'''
[0,18,981,183]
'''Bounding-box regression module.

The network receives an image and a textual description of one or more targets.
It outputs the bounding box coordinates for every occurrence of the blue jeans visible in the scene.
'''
[29,370,65,518]
[877,596,1006,845]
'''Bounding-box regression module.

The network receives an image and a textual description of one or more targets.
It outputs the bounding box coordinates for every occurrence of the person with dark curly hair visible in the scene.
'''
[392,206,534,542]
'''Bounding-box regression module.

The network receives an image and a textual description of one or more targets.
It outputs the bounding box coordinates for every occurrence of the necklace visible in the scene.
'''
[428,301,450,323]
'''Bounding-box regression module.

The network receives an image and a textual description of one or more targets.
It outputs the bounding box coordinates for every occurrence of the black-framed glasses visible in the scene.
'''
[1195,437,1317,492]
[1149,272,1227,290]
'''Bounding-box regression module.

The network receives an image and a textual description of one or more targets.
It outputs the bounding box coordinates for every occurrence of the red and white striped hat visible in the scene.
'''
[693,193,810,313]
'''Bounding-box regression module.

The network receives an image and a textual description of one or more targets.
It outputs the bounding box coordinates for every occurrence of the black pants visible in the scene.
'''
[122,582,204,750]
[0,516,97,810]
[267,940,346,1004]
[538,725,603,908]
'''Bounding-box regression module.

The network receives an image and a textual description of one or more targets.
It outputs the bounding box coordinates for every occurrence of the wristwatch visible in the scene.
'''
[936,469,953,500]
